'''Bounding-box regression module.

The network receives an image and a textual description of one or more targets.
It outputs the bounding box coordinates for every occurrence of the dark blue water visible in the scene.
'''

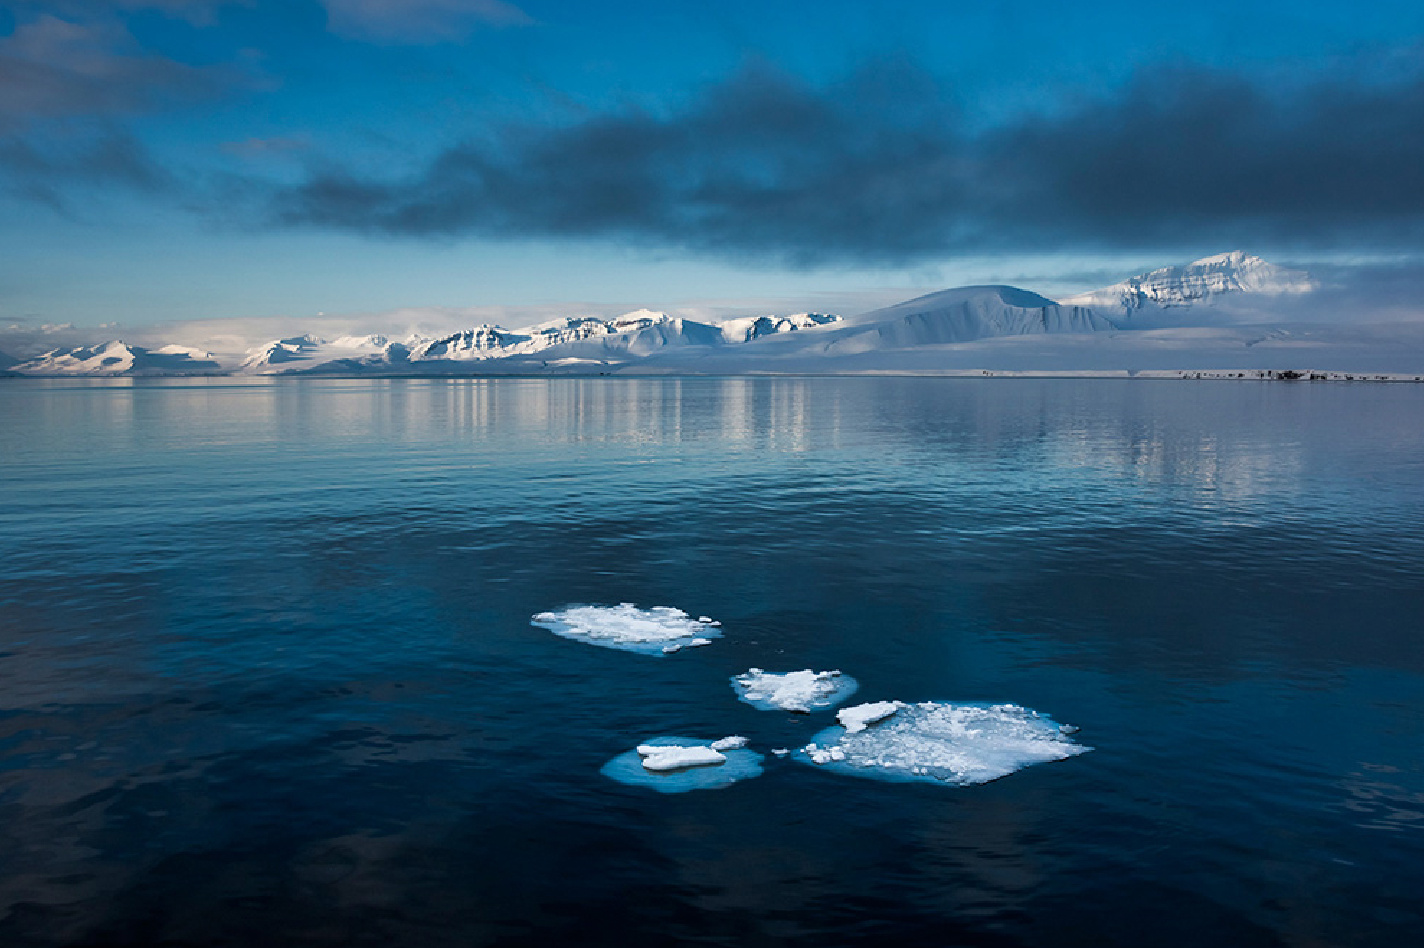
[2,377,1422,947]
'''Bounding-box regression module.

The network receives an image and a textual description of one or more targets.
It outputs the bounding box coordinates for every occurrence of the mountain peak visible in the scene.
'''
[1061,252,1317,320]
[1189,250,1260,267]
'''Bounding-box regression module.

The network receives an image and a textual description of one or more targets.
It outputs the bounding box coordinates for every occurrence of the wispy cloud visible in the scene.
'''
[0,13,246,126]
[4,2,246,27]
[0,127,170,210]
[270,51,1424,265]
[220,135,311,159]
[320,0,531,44]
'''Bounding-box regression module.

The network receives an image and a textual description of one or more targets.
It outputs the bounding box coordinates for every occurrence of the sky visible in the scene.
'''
[3,0,1424,336]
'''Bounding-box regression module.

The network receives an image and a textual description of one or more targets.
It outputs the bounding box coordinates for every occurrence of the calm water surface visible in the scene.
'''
[2,377,1422,947]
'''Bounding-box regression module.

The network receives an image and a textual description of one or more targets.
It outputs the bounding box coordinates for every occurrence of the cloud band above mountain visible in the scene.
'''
[273,52,1424,265]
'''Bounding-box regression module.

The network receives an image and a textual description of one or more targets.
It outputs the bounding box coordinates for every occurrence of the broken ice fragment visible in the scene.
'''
[732,668,859,712]
[798,702,1090,787]
[603,737,764,793]
[710,736,748,751]
[836,700,905,733]
[531,604,722,655]
[637,745,726,772]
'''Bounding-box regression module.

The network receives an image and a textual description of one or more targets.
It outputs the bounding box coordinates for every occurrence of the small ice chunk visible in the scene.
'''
[603,737,764,793]
[772,748,790,757]
[837,701,905,733]
[732,668,859,712]
[531,604,722,655]
[638,745,726,772]
[796,701,1090,787]
[710,736,748,751]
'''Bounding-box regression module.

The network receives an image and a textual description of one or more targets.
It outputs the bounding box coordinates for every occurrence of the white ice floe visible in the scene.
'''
[637,744,726,772]
[731,668,859,712]
[710,736,748,751]
[530,604,722,655]
[837,700,905,733]
[798,702,1089,787]
[603,737,764,793]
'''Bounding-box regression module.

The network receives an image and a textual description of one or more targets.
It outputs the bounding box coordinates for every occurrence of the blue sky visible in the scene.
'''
[4,0,1424,329]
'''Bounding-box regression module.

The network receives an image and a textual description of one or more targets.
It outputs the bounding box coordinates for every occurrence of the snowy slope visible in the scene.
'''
[245,310,843,374]
[12,253,1422,378]
[240,335,327,373]
[1061,252,1318,326]
[678,286,1108,365]
[828,285,1110,350]
[13,341,222,376]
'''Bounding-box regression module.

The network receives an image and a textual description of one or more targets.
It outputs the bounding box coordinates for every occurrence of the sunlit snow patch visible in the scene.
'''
[732,668,859,712]
[530,603,722,655]
[602,736,764,793]
[797,701,1089,787]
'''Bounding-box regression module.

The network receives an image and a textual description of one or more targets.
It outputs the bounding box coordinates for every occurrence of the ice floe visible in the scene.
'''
[603,737,764,793]
[797,701,1089,786]
[709,735,748,751]
[837,700,904,733]
[637,744,726,771]
[531,604,722,655]
[731,668,859,712]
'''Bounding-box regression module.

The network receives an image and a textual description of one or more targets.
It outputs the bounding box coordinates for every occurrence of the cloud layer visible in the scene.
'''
[320,0,530,43]
[0,14,227,126]
[273,53,1424,265]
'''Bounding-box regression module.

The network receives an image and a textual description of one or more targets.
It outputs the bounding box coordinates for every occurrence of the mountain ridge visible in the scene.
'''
[8,253,1421,377]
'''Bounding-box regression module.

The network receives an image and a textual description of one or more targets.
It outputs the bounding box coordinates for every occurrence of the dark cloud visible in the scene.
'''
[273,52,1424,265]
[0,129,170,210]
[0,11,248,127]
[987,62,1424,245]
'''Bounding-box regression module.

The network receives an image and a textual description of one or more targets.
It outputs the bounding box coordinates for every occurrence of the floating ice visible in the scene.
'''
[603,737,764,793]
[531,604,722,655]
[637,744,726,771]
[732,668,859,712]
[797,702,1089,787]
[710,735,748,751]
[837,700,905,733]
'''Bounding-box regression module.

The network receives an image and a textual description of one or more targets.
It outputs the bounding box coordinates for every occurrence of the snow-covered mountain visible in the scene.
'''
[1061,251,1318,326]
[825,285,1110,352]
[617,285,1111,371]
[238,310,842,374]
[12,341,222,376]
[240,334,327,372]
[10,252,1420,379]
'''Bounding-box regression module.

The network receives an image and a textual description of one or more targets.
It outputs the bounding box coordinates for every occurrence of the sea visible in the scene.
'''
[1,376,1422,947]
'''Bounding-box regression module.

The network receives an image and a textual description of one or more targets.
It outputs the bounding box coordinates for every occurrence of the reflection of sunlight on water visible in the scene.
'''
[1341,764,1424,833]
[1048,423,1306,505]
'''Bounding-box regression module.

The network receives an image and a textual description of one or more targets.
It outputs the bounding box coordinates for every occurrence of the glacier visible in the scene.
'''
[797,701,1089,787]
